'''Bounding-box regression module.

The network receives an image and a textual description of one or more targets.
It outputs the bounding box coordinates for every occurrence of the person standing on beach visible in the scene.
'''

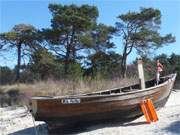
[156,60,163,84]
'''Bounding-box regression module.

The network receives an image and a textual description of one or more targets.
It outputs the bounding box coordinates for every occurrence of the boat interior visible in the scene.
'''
[84,75,172,96]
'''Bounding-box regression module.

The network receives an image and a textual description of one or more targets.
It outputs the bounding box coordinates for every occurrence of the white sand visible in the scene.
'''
[0,90,180,135]
[0,106,48,135]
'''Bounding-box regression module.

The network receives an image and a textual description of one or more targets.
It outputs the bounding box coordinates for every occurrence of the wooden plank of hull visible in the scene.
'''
[37,96,170,125]
[30,74,176,124]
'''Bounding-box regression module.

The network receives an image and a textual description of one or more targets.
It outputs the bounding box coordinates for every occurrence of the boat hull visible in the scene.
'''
[30,74,176,125]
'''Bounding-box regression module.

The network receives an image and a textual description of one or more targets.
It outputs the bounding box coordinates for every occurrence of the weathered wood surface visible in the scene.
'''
[30,74,176,124]
[137,58,145,89]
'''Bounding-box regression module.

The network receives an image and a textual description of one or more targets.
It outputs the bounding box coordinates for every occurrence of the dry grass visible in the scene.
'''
[0,77,138,97]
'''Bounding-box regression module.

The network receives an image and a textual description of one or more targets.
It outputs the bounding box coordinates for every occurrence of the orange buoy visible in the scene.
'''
[140,99,158,123]
[146,99,159,122]
[140,100,151,123]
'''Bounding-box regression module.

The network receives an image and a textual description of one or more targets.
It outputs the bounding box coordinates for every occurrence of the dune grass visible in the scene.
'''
[0,77,138,97]
[0,77,138,107]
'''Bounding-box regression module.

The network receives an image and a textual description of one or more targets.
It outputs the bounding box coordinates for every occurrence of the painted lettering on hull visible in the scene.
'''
[61,99,81,104]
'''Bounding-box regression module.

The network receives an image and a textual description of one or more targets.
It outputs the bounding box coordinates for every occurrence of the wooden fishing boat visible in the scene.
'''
[29,73,176,125]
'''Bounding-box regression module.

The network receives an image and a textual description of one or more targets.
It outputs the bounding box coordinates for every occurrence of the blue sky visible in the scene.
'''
[0,0,180,68]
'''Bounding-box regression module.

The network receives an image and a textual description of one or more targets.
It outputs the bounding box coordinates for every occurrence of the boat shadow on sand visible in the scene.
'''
[48,117,147,135]
[8,119,180,135]
[8,124,48,135]
[162,120,180,134]
[7,118,145,135]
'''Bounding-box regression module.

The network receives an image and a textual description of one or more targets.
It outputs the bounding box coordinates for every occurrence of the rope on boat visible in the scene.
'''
[31,113,38,135]
[172,89,180,92]
[24,105,39,135]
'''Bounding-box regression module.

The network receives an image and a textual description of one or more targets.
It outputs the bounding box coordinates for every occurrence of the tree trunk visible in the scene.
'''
[64,45,70,75]
[16,43,21,82]
[121,54,127,78]
[121,45,128,78]
[64,57,69,75]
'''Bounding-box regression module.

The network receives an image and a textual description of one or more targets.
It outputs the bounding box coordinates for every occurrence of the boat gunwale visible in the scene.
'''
[31,73,176,100]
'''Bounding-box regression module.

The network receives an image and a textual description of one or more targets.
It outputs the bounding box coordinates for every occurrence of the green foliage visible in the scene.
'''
[0,66,15,84]
[82,24,116,78]
[169,53,180,76]
[90,24,116,52]
[116,7,175,77]
[85,51,122,78]
[0,24,41,81]
[154,53,180,77]
[1,24,40,48]
[43,4,99,74]
[30,48,58,80]
[48,4,98,31]
[142,54,180,84]
[116,7,175,54]
[141,56,156,79]
[67,62,84,79]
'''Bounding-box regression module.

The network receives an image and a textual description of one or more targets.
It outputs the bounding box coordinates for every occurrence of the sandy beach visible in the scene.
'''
[0,90,180,135]
[0,107,48,135]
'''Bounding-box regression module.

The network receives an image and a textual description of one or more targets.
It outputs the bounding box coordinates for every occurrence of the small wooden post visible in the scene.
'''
[137,58,145,89]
